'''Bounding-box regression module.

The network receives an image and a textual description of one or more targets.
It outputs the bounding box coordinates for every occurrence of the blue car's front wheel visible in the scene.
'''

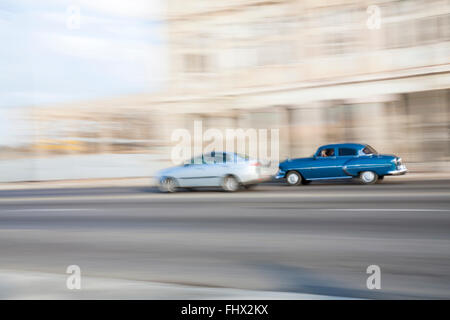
[286,171,302,186]
[359,171,378,184]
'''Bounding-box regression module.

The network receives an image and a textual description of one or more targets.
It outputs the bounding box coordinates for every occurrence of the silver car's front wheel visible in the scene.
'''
[159,177,178,193]
[222,175,240,192]
[359,171,378,184]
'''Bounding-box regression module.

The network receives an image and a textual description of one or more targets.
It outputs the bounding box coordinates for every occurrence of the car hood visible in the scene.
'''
[155,165,184,178]
[360,153,397,161]
[376,154,397,161]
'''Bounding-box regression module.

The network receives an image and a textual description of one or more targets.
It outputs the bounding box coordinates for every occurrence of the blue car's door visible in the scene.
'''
[333,147,359,177]
[309,158,340,178]
[308,147,353,179]
[308,147,338,179]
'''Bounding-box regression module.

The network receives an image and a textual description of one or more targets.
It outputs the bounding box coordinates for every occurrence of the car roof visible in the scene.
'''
[318,143,366,150]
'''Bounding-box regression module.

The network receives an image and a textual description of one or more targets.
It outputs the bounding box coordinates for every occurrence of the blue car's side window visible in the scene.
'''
[338,148,357,156]
[317,148,335,158]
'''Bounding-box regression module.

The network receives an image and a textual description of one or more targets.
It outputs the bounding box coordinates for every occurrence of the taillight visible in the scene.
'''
[250,162,261,167]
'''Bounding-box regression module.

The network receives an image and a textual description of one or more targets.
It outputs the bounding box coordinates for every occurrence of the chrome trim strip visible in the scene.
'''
[387,168,408,175]
[179,176,219,180]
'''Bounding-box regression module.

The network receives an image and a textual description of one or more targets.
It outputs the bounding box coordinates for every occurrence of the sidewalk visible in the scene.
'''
[0,177,153,190]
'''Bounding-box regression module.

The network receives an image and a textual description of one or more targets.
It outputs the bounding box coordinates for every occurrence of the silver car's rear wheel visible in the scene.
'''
[359,171,378,184]
[286,171,302,186]
[159,177,178,193]
[222,175,240,192]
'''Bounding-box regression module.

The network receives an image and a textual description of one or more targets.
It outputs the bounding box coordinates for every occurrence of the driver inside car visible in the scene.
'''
[321,149,334,157]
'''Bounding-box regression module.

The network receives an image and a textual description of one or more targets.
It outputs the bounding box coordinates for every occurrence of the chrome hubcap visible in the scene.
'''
[287,173,299,184]
[225,177,238,191]
[361,171,375,183]
[161,178,175,192]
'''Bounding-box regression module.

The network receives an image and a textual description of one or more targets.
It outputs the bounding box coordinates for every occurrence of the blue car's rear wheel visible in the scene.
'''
[286,171,302,186]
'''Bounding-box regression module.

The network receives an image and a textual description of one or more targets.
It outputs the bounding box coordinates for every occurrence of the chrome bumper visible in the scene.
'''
[387,165,408,175]
[275,170,286,179]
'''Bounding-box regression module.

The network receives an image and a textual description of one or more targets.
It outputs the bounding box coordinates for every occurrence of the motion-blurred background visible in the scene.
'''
[1,0,450,182]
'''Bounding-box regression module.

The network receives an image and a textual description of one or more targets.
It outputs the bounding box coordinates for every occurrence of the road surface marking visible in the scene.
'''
[0,191,449,203]
[318,208,449,212]
[3,208,100,212]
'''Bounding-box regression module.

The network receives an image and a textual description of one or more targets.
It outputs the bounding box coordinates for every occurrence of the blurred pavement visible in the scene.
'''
[0,270,341,300]
[1,171,450,190]
[0,180,449,299]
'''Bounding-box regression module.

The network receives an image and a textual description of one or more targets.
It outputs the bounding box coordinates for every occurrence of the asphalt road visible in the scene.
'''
[1,179,449,299]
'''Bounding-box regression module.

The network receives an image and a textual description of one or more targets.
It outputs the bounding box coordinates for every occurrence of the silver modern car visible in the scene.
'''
[155,151,266,192]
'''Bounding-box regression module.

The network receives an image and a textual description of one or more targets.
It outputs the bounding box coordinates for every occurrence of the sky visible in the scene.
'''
[0,0,167,145]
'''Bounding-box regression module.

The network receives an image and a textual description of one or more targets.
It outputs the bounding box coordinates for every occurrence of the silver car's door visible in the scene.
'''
[195,153,225,186]
[176,156,206,187]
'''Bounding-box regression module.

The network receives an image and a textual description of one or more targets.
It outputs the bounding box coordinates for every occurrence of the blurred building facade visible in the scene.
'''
[31,0,450,168]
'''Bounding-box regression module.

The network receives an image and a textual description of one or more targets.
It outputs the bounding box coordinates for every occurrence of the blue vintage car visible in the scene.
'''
[276,143,407,185]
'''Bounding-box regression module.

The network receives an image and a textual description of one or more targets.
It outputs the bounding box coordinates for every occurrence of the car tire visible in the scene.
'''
[159,177,178,193]
[222,175,240,192]
[376,176,384,183]
[286,171,302,186]
[359,171,378,185]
